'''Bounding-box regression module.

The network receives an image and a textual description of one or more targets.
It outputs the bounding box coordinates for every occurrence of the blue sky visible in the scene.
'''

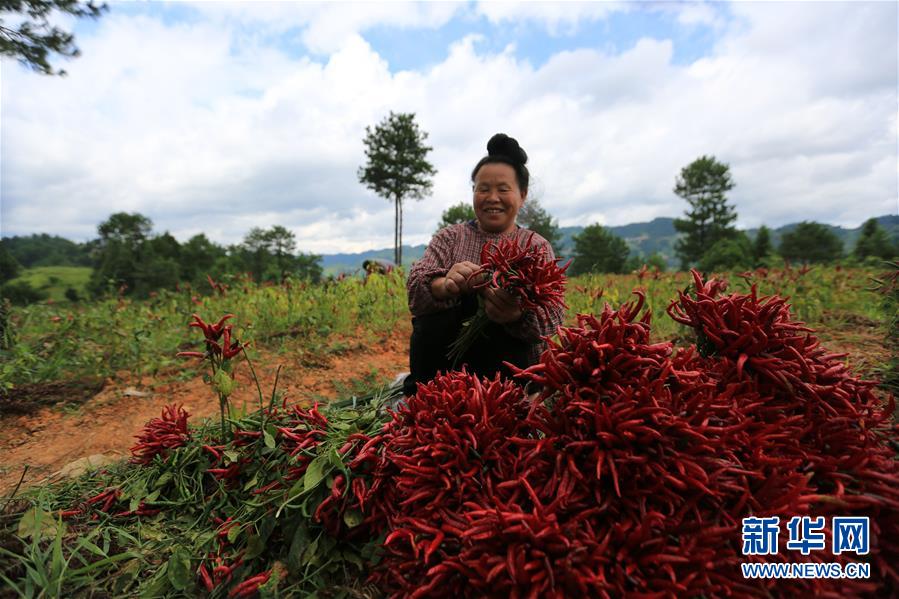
[2,1,896,254]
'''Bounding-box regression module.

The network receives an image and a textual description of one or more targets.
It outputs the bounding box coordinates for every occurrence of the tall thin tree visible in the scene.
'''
[358,112,436,266]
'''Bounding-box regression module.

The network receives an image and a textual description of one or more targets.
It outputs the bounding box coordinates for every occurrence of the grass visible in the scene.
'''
[9,267,92,302]
[0,265,891,392]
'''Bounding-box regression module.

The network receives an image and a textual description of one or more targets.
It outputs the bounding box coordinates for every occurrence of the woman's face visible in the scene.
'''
[473,162,526,234]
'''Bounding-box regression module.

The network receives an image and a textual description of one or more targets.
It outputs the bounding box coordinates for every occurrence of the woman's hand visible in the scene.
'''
[432,261,482,299]
[482,287,523,324]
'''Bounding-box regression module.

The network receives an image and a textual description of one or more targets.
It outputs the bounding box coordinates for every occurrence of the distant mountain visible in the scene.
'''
[321,245,427,275]
[321,214,897,273]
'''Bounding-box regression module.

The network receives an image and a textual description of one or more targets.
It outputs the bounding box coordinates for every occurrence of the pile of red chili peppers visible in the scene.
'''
[356,271,897,597]
[130,403,191,465]
[70,271,896,597]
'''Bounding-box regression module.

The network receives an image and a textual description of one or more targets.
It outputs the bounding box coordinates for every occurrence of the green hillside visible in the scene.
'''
[8,266,92,301]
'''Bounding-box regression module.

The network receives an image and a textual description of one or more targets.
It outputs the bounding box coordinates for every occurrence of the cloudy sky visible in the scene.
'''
[1,1,896,254]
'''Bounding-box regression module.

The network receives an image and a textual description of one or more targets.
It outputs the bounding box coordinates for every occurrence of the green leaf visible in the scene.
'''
[288,522,310,572]
[243,472,260,492]
[18,508,61,541]
[154,471,173,489]
[342,509,363,528]
[303,455,330,493]
[263,430,276,449]
[245,535,266,561]
[227,523,242,544]
[166,548,192,591]
[223,450,240,464]
[328,447,347,475]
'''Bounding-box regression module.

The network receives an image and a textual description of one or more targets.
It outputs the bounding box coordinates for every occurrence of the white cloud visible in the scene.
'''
[1,1,895,255]
[187,1,462,54]
[475,1,628,35]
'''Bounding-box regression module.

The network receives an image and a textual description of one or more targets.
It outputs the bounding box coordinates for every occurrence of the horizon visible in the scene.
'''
[3,213,895,256]
[2,1,897,254]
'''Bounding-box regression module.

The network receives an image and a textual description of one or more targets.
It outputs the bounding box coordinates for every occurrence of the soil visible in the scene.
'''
[0,326,411,496]
[0,378,107,416]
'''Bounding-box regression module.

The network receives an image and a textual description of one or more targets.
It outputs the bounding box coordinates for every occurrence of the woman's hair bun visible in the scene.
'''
[486,133,527,166]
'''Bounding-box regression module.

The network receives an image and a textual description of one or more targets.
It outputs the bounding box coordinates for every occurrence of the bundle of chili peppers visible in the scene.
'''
[355,271,897,598]
[129,403,191,465]
[446,232,569,368]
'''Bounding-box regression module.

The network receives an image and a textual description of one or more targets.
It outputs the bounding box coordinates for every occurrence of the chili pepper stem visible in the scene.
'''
[447,301,490,369]
[241,347,266,430]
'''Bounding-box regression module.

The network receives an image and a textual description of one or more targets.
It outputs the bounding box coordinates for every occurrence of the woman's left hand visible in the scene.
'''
[482,287,523,324]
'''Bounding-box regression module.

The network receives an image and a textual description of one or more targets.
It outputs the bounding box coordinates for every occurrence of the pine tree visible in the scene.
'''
[752,225,774,267]
[0,0,107,75]
[672,156,737,269]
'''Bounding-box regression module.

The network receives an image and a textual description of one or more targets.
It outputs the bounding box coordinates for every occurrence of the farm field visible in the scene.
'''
[5,267,92,303]
[0,264,895,597]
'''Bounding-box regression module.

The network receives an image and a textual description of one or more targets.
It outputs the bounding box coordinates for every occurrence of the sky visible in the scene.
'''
[1,0,897,255]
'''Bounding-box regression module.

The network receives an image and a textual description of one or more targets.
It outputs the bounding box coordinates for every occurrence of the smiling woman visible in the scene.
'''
[402,133,565,396]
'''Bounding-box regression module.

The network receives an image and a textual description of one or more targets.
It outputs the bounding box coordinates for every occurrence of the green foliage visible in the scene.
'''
[624,252,667,273]
[672,155,738,269]
[0,0,107,76]
[0,241,22,282]
[436,202,475,232]
[1,234,92,268]
[854,218,896,261]
[570,224,629,276]
[88,212,154,297]
[752,225,775,267]
[698,232,754,273]
[517,197,563,256]
[0,268,407,388]
[358,111,437,266]
[237,226,321,284]
[779,221,844,264]
[179,234,224,286]
[1,280,47,305]
[1,385,396,597]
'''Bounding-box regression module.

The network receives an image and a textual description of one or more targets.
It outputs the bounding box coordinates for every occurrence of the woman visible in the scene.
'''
[402,133,565,396]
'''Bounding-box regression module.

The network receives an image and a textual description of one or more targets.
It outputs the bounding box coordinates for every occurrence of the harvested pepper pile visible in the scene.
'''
[3,272,896,598]
[357,271,897,597]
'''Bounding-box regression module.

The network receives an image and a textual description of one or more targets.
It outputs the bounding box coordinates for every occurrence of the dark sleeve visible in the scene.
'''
[407,226,460,316]
[503,237,566,342]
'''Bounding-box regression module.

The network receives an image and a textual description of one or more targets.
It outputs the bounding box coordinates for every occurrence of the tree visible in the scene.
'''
[436,202,475,232]
[180,233,224,285]
[0,0,107,76]
[0,242,21,283]
[854,218,896,261]
[698,233,753,273]
[88,212,154,296]
[358,112,436,266]
[240,227,272,281]
[266,225,297,282]
[517,197,563,256]
[752,225,774,267]
[672,155,737,269]
[778,221,843,264]
[294,253,323,283]
[0,280,45,305]
[569,224,629,276]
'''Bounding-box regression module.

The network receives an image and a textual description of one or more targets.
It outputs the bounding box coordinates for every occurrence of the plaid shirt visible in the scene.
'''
[407,220,565,364]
